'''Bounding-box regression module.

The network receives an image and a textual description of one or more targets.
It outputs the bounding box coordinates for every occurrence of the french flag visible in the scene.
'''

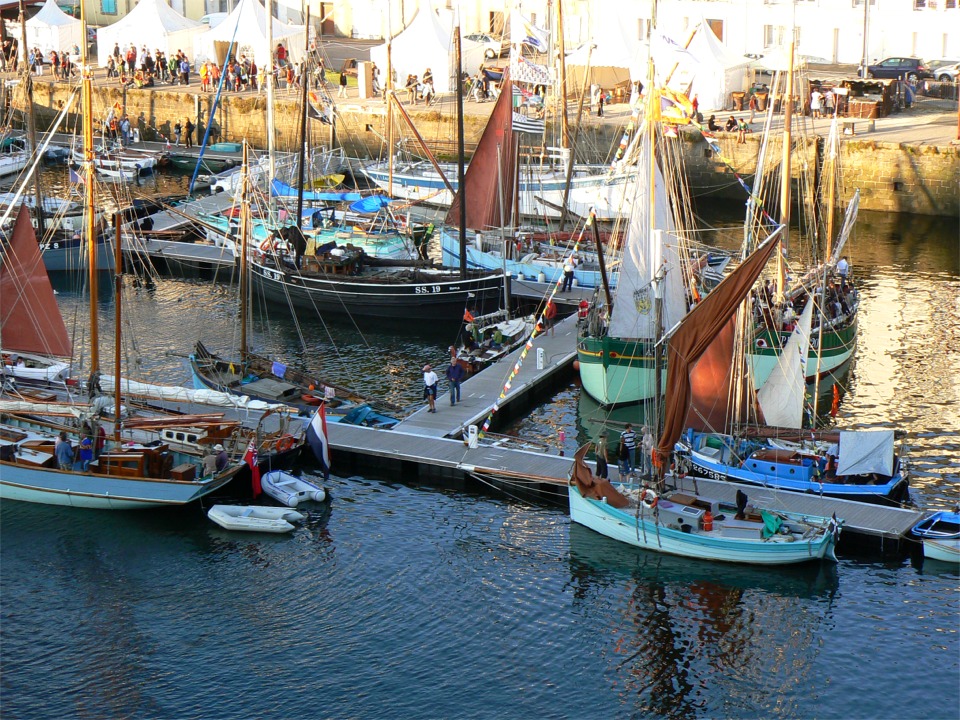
[306,403,331,480]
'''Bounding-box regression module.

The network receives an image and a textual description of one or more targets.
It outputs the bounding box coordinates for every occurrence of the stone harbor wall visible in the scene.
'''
[23,81,960,217]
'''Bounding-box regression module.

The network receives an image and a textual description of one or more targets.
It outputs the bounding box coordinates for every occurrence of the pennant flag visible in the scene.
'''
[306,403,331,480]
[271,361,287,378]
[69,167,84,184]
[308,91,332,124]
[244,440,262,497]
[511,11,550,52]
[512,112,545,135]
[464,309,475,323]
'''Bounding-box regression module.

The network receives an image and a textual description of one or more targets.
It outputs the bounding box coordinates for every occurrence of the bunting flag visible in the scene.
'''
[68,167,84,185]
[308,90,332,124]
[510,11,550,52]
[512,112,545,135]
[243,440,262,497]
[475,213,595,441]
[306,403,331,480]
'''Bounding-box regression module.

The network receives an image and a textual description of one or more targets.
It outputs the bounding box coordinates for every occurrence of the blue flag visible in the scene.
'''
[306,403,331,480]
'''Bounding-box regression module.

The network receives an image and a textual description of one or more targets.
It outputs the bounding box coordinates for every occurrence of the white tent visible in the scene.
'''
[667,22,749,112]
[22,0,82,57]
[565,28,646,92]
[193,0,306,69]
[369,8,486,94]
[96,0,205,68]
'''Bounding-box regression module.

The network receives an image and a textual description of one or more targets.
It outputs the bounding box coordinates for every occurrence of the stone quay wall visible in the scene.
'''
[26,81,960,218]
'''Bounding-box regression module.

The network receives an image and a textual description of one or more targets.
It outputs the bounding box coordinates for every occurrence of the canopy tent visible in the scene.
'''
[666,21,749,112]
[18,0,82,57]
[193,0,306,68]
[369,8,486,94]
[564,27,646,92]
[96,0,205,68]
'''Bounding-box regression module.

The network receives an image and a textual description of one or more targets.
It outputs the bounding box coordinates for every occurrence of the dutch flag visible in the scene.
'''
[306,402,331,480]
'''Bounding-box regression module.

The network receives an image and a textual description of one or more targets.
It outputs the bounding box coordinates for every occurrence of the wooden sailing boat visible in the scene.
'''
[0,11,241,509]
[568,231,843,565]
[576,83,704,406]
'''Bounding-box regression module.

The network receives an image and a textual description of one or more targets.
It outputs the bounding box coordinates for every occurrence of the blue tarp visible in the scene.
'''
[348,195,396,214]
[270,179,363,202]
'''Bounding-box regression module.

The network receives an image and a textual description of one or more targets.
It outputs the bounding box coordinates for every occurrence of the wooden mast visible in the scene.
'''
[112,217,122,442]
[386,0,394,197]
[454,12,466,278]
[239,142,249,363]
[18,0,44,234]
[777,36,795,301]
[80,0,98,372]
[266,0,276,198]
[556,0,573,231]
[296,6,311,225]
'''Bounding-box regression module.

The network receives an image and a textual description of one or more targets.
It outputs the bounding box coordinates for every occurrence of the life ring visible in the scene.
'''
[756,338,768,348]
[274,434,296,453]
[641,488,658,509]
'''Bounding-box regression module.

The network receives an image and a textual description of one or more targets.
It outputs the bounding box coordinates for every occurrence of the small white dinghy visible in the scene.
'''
[261,470,328,508]
[207,504,305,534]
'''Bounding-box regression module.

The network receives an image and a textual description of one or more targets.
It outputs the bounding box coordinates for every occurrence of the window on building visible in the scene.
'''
[102,0,117,13]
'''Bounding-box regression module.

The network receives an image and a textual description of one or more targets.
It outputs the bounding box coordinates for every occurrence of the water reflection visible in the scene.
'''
[567,523,839,718]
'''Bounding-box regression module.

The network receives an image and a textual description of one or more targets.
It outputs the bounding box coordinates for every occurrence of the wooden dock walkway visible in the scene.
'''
[394,314,579,438]
[327,420,925,545]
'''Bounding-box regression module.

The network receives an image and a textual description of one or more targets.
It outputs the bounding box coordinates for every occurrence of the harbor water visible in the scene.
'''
[1,176,958,718]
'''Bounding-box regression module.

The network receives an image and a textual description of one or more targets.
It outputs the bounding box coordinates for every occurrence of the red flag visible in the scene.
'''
[830,385,840,418]
[244,440,262,497]
[464,309,475,323]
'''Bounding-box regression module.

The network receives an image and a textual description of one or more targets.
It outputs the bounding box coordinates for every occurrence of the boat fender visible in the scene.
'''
[641,488,658,509]
[703,510,714,532]
[275,434,296,452]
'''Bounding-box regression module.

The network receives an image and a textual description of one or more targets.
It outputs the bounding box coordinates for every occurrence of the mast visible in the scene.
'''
[112,216,122,442]
[239,142,249,363]
[18,0,44,234]
[80,0,98,372]
[454,13,466,278]
[777,35,795,301]
[386,0,394,197]
[556,0,572,231]
[266,0,276,200]
[591,213,613,312]
[296,6,311,225]
[824,121,838,259]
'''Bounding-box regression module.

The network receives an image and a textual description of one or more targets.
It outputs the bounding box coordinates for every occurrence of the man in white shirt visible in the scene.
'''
[422,364,439,413]
[836,255,850,280]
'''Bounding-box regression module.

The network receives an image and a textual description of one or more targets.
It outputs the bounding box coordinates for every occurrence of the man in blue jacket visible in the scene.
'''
[445,359,466,406]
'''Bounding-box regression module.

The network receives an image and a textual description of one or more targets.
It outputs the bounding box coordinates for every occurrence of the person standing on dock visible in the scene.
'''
[184,118,195,148]
[423,365,439,413]
[561,257,576,292]
[445,359,465,406]
[620,424,637,477]
[595,431,610,479]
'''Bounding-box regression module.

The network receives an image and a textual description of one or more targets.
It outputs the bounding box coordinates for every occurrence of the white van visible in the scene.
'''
[200,13,228,28]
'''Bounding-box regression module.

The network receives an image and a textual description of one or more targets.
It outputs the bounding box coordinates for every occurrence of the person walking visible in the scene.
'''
[445,358,465,406]
[184,118,195,148]
[618,431,633,477]
[179,55,190,86]
[543,298,557,337]
[338,70,348,97]
[172,120,182,147]
[422,364,439,413]
[595,431,610,479]
[748,93,758,124]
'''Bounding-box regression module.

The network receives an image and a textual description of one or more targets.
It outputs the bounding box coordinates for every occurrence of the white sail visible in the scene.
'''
[837,429,895,477]
[0,400,84,416]
[757,297,814,429]
[606,129,685,340]
[829,189,860,265]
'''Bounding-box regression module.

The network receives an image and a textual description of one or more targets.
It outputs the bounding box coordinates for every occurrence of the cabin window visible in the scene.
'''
[188,434,198,443]
[101,0,117,13]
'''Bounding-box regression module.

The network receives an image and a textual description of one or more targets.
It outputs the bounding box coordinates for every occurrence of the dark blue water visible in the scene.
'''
[2,198,958,718]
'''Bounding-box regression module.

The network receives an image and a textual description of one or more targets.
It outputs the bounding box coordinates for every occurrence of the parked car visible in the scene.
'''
[866,57,931,82]
[464,32,508,59]
[933,62,959,82]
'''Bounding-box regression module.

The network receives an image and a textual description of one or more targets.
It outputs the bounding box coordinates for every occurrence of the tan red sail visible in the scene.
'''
[0,205,73,357]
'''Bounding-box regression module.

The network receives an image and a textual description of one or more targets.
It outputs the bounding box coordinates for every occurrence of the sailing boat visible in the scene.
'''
[568,231,843,564]
[189,145,399,426]
[0,10,241,509]
[576,87,703,406]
